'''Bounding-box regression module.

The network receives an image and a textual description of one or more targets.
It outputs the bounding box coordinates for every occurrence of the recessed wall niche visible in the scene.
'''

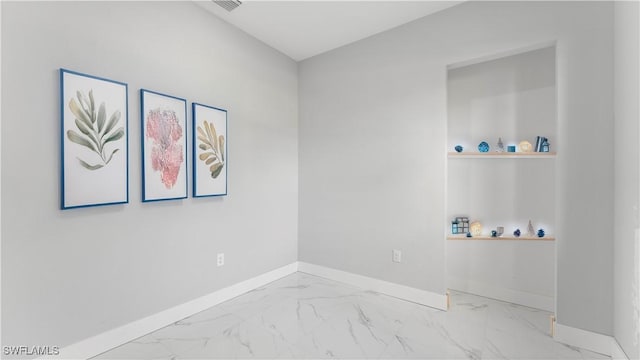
[445,45,557,311]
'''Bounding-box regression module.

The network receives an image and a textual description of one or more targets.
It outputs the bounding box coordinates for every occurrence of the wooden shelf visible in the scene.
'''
[447,235,555,241]
[448,152,556,159]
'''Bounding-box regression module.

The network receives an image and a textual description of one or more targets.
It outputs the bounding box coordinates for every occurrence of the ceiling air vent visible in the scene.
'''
[213,0,242,12]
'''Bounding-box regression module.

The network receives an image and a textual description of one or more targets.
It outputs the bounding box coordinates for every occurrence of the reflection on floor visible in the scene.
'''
[94,272,609,359]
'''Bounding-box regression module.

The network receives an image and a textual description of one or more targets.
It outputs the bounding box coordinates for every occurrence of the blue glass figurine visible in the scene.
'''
[513,229,521,237]
[466,232,472,238]
[478,141,490,152]
[491,230,497,237]
[455,145,463,153]
[537,229,545,238]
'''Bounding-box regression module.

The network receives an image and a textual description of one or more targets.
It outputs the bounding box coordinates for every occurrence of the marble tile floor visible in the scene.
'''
[93,273,609,360]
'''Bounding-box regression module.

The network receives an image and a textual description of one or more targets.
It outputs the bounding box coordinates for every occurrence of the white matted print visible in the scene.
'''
[192,103,227,197]
[141,89,187,202]
[60,69,128,209]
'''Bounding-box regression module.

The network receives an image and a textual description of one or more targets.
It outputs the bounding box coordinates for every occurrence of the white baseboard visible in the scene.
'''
[44,262,298,360]
[39,261,633,360]
[554,323,617,357]
[45,262,449,359]
[447,276,554,311]
[610,338,631,360]
[298,261,447,310]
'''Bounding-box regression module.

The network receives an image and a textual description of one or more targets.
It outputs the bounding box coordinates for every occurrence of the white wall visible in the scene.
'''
[299,1,614,335]
[614,1,640,359]
[1,1,298,350]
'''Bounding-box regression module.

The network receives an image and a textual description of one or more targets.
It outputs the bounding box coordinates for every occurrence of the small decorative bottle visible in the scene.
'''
[497,137,505,152]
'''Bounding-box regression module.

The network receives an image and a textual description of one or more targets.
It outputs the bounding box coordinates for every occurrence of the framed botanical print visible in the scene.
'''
[60,69,128,209]
[192,103,227,197]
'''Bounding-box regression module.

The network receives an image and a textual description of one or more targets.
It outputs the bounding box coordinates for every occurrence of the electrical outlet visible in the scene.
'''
[217,253,225,267]
[392,249,402,263]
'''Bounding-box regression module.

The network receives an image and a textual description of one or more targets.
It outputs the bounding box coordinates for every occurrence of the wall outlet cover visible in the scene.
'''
[392,249,402,263]
[217,253,225,267]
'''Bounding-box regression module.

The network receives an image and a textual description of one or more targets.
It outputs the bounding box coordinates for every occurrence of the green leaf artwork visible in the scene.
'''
[197,121,225,179]
[67,90,123,170]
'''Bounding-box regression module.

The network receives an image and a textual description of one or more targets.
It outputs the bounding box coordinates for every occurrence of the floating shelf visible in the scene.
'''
[448,152,556,159]
[447,235,555,241]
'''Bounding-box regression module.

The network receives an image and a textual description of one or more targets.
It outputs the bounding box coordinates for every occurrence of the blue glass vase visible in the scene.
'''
[513,229,521,237]
[478,141,489,152]
[537,229,545,238]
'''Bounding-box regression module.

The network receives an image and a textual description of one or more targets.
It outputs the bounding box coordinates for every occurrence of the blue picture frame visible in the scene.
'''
[140,89,188,202]
[192,103,228,198]
[60,69,129,210]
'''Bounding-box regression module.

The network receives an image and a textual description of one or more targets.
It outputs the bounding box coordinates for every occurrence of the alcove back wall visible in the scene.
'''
[1,1,298,349]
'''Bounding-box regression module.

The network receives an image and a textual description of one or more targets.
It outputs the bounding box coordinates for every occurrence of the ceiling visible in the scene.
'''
[194,1,463,61]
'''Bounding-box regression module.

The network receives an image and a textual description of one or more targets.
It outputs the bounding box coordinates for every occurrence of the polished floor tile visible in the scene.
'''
[93,273,610,359]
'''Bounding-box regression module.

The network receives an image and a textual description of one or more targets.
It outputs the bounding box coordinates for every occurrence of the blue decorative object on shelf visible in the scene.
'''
[455,145,463,153]
[535,136,550,152]
[513,229,521,237]
[491,230,497,237]
[541,140,550,152]
[478,141,490,152]
[466,232,472,238]
[537,229,545,238]
[507,145,516,152]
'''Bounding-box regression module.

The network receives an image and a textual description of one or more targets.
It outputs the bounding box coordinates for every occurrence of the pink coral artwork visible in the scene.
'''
[141,90,187,202]
[146,109,183,188]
